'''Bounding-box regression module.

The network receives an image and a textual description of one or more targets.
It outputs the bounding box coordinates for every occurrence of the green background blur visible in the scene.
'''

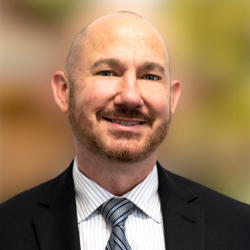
[0,0,250,204]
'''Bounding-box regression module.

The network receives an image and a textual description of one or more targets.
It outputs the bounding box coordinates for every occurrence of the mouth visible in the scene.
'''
[103,117,146,126]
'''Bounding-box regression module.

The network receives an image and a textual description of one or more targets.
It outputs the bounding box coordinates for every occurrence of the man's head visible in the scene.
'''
[51,11,180,163]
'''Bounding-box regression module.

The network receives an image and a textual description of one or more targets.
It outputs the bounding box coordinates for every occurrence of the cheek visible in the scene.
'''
[74,78,119,111]
[140,82,170,117]
[154,99,170,122]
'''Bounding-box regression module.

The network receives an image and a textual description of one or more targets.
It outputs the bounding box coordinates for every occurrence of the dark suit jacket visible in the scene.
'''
[1,161,250,250]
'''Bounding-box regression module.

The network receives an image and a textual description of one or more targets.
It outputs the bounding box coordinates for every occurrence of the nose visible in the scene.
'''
[113,73,144,109]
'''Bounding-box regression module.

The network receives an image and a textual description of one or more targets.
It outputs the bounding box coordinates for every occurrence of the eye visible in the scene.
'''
[144,75,159,81]
[98,71,114,76]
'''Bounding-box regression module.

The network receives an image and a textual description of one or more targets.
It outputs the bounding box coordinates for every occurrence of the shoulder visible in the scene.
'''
[1,177,53,216]
[157,162,250,219]
[157,162,250,248]
[0,161,75,249]
[171,168,249,208]
[0,161,74,224]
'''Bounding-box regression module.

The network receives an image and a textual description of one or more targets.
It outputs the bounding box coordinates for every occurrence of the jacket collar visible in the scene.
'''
[157,161,205,250]
[33,160,81,250]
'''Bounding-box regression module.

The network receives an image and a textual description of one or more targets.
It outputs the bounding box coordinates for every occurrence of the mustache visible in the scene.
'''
[97,108,155,127]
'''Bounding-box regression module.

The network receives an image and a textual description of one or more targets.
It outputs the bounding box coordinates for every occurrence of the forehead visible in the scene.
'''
[81,15,168,68]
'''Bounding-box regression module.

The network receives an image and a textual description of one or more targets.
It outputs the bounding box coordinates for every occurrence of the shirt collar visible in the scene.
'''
[124,165,160,223]
[73,158,161,224]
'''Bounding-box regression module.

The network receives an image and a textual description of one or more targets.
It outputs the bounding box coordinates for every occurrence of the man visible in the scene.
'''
[1,11,250,250]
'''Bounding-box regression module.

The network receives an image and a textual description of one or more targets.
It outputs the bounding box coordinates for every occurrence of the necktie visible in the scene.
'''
[99,197,135,250]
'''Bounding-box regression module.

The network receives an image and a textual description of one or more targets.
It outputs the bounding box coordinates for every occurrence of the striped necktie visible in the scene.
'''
[99,197,135,250]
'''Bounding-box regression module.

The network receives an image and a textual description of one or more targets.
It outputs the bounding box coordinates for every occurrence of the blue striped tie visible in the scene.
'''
[99,197,135,250]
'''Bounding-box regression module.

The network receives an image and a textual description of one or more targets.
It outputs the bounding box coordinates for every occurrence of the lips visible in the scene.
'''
[97,109,155,127]
[103,117,145,126]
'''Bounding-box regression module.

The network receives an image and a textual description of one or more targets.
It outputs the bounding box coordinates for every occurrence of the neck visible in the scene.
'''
[75,142,157,197]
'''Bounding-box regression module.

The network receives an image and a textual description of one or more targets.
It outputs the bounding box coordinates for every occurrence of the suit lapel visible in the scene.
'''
[33,162,81,250]
[157,162,205,250]
[31,160,204,250]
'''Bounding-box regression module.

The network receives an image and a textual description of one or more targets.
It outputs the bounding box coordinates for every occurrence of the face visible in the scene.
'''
[67,18,179,163]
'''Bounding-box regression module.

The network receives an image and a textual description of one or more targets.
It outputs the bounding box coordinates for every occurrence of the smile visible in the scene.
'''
[103,117,146,126]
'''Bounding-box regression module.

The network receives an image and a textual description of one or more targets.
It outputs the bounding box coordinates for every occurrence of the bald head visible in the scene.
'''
[65,11,170,83]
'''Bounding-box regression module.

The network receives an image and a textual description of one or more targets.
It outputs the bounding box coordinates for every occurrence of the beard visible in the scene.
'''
[68,86,171,163]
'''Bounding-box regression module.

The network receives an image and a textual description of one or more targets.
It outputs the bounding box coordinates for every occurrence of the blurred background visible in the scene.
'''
[0,0,250,204]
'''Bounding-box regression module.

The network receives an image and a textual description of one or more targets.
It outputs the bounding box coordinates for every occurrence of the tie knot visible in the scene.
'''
[99,197,135,227]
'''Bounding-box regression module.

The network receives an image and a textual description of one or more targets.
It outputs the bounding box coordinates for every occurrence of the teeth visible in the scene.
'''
[111,119,141,126]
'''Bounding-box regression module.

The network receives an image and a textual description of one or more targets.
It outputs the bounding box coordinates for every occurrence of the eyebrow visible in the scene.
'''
[92,58,122,69]
[140,62,166,75]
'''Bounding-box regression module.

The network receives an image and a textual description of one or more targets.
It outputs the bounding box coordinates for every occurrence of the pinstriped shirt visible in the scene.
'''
[73,158,166,250]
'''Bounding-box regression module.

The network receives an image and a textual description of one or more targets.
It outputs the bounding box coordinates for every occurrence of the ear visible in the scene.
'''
[51,71,70,113]
[170,80,181,114]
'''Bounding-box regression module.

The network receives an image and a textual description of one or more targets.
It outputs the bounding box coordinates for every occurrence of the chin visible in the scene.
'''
[91,136,154,163]
[98,147,152,163]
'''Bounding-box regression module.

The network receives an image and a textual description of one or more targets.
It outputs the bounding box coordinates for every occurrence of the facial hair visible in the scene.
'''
[68,86,171,163]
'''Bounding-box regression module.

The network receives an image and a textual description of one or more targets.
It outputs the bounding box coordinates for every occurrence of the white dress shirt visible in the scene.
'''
[73,158,166,250]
